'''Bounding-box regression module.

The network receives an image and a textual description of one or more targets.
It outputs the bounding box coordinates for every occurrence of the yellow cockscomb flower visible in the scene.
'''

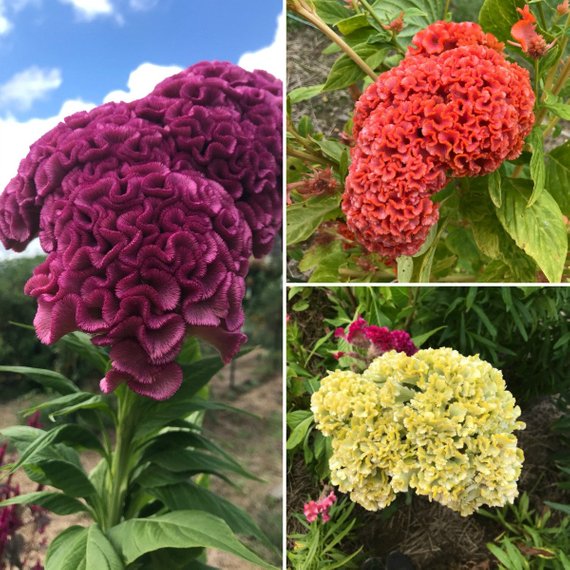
[311,347,525,516]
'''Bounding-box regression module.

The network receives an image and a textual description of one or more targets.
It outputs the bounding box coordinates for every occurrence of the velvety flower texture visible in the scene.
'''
[312,348,525,515]
[344,21,535,258]
[0,62,282,400]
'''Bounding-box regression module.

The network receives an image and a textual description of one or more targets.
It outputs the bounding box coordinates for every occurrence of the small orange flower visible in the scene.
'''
[384,12,404,34]
[509,5,555,58]
[557,0,569,15]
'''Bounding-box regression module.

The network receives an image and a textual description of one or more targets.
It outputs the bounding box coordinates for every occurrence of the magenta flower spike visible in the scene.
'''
[0,61,282,400]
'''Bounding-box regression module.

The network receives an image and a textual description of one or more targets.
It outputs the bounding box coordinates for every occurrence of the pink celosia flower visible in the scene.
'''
[0,62,282,400]
[344,21,534,258]
[303,500,320,523]
[557,0,569,15]
[334,327,346,338]
[346,316,368,345]
[319,490,337,509]
[509,5,555,58]
[303,491,337,523]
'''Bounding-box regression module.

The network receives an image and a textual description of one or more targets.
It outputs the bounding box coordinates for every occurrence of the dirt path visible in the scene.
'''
[206,352,283,569]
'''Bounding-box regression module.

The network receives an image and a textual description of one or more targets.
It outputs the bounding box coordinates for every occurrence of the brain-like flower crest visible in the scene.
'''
[343,21,535,258]
[0,61,282,400]
[311,347,525,516]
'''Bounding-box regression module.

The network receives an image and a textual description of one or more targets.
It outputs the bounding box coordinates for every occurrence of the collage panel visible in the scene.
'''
[286,285,570,569]
[286,0,569,283]
[0,1,284,569]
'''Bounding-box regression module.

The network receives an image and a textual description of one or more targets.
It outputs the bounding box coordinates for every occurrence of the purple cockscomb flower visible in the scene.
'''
[0,62,282,400]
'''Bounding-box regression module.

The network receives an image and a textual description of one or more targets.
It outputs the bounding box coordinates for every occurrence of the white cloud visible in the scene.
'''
[238,10,285,80]
[104,62,182,103]
[59,0,114,20]
[0,14,11,34]
[0,98,95,190]
[0,67,62,111]
[0,0,12,35]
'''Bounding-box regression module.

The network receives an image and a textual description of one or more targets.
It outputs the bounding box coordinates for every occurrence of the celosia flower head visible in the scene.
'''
[509,6,555,58]
[335,316,417,358]
[303,490,337,523]
[312,348,525,516]
[344,21,534,258]
[0,62,282,400]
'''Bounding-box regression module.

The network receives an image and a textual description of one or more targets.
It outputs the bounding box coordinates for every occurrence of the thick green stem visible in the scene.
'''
[287,146,330,165]
[290,1,378,80]
[105,386,138,530]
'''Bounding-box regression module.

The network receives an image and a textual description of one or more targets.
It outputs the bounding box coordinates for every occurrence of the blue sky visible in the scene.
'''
[0,0,283,120]
[0,0,284,258]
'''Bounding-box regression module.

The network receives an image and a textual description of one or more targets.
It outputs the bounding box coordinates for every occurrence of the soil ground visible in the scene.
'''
[0,349,282,569]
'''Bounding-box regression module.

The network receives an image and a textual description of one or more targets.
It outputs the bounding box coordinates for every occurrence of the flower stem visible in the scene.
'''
[288,146,330,165]
[105,386,137,530]
[290,0,378,81]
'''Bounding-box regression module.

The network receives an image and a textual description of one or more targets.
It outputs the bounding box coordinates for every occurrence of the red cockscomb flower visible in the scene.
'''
[344,21,534,259]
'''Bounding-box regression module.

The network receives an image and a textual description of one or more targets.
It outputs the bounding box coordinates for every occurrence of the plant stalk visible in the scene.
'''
[290,0,378,81]
[288,146,330,165]
[105,386,137,530]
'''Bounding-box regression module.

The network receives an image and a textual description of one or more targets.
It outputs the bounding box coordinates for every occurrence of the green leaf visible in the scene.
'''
[2,424,103,474]
[413,222,446,282]
[150,482,273,549]
[396,256,413,283]
[0,365,78,394]
[108,511,277,569]
[46,525,124,570]
[528,126,545,207]
[322,44,388,92]
[25,392,109,419]
[0,491,89,516]
[134,548,206,570]
[286,416,313,450]
[488,169,503,208]
[370,0,445,44]
[57,332,109,375]
[543,92,570,120]
[312,0,352,24]
[299,240,347,283]
[133,465,194,488]
[487,542,514,569]
[544,501,570,515]
[546,140,570,216]
[288,84,324,104]
[336,14,369,35]
[286,410,313,430]
[314,139,346,163]
[31,459,98,498]
[411,326,446,347]
[149,448,260,481]
[479,0,526,44]
[496,178,567,282]
[287,194,342,245]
